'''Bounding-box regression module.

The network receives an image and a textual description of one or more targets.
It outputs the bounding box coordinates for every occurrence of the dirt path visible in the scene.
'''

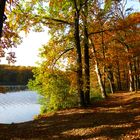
[0,92,140,140]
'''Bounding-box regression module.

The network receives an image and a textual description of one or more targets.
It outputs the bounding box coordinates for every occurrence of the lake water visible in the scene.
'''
[0,90,41,124]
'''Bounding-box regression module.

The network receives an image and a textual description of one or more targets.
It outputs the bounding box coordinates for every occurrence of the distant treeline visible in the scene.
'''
[0,65,34,85]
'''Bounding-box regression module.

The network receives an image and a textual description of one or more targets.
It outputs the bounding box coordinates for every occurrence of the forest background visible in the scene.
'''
[0,65,33,85]
[0,0,140,113]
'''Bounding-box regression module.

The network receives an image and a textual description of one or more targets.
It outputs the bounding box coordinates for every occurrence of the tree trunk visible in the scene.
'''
[108,79,114,94]
[0,0,6,37]
[124,44,134,92]
[138,76,140,90]
[116,60,122,91]
[134,57,138,92]
[83,1,90,105]
[91,41,107,98]
[95,62,107,98]
[137,58,140,89]
[123,66,129,90]
[107,67,115,94]
[128,62,134,92]
[74,5,85,107]
[101,26,106,93]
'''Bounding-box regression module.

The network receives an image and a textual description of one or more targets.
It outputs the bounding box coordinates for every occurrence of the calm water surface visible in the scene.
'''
[0,90,41,124]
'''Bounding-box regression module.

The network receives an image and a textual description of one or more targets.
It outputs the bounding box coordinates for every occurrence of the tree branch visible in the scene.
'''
[79,0,89,11]
[41,16,74,25]
[52,47,74,69]
[73,0,79,12]
[88,23,139,36]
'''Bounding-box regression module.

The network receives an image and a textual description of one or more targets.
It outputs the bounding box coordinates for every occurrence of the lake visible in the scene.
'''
[0,90,41,124]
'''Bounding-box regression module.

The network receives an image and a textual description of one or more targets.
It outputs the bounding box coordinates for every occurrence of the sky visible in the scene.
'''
[127,0,140,10]
[1,31,50,66]
[0,0,139,66]
[13,31,50,66]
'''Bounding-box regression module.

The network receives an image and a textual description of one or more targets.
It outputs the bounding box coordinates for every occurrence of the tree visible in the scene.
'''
[72,0,86,106]
[88,0,114,97]
[13,0,91,107]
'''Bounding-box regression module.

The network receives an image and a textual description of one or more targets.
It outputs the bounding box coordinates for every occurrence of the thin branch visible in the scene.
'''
[114,38,130,49]
[79,0,89,11]
[52,47,74,69]
[41,16,74,25]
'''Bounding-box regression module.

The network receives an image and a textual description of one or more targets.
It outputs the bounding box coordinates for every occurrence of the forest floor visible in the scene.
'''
[0,91,140,140]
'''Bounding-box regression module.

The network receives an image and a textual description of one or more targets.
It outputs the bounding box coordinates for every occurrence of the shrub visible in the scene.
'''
[28,69,78,113]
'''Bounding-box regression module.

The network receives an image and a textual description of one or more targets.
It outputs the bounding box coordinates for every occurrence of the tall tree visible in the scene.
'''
[73,0,85,106]
[82,0,91,105]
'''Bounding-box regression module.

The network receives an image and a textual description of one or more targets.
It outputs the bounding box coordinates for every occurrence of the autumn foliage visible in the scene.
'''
[1,0,140,111]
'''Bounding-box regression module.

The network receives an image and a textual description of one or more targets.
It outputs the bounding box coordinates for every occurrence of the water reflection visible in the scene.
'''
[0,90,41,124]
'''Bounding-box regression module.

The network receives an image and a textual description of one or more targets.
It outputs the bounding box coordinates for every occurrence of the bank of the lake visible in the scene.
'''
[0,92,140,140]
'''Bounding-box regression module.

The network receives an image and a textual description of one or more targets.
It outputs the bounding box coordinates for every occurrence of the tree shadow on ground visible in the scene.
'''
[0,92,140,140]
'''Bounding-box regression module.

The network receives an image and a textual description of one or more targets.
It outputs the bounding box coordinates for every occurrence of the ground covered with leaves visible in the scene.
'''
[0,92,140,140]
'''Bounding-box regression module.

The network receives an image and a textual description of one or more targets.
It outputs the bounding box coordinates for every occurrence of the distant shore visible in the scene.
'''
[0,85,27,93]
